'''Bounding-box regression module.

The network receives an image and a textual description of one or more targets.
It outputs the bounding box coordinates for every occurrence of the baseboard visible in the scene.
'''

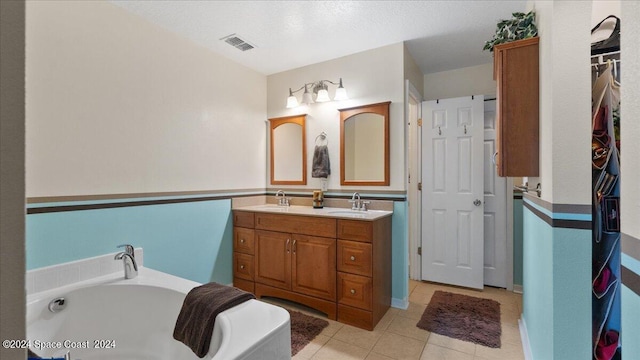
[519,317,533,360]
[513,284,523,294]
[391,297,409,310]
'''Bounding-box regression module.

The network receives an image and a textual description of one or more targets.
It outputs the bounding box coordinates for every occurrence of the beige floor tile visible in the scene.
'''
[319,318,344,337]
[366,352,396,360]
[408,289,434,305]
[333,324,384,350]
[501,324,522,345]
[501,307,521,327]
[311,338,369,360]
[396,302,427,321]
[372,332,426,360]
[374,307,399,332]
[427,333,476,355]
[420,344,474,360]
[409,279,420,293]
[294,334,331,359]
[475,341,524,360]
[386,315,430,342]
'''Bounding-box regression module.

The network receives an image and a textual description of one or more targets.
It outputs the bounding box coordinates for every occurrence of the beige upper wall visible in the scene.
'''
[26,0,267,197]
[267,43,406,191]
[528,0,592,205]
[403,44,424,99]
[423,63,496,101]
[0,0,26,358]
[620,0,640,240]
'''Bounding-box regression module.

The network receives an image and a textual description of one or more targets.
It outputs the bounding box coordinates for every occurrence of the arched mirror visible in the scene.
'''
[339,101,390,186]
[269,114,306,185]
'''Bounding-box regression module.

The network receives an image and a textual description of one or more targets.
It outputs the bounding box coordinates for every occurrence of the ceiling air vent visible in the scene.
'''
[220,34,255,52]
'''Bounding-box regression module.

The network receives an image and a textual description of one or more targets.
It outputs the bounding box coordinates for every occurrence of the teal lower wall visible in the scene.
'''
[27,199,233,284]
[27,196,410,303]
[523,207,554,360]
[513,198,524,287]
[522,206,591,360]
[391,201,408,303]
[621,253,640,358]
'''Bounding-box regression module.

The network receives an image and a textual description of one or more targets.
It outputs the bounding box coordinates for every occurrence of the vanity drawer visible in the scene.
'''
[233,211,255,228]
[234,227,255,254]
[255,213,336,238]
[337,240,372,277]
[234,253,254,281]
[338,272,372,311]
[337,219,373,243]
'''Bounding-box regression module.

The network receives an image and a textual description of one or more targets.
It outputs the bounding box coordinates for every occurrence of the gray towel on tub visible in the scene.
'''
[312,145,331,178]
[173,282,255,358]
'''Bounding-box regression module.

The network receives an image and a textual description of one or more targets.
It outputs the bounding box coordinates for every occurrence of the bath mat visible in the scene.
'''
[289,309,329,356]
[416,290,502,348]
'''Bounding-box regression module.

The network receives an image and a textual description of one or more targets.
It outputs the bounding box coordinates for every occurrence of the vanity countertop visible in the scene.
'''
[233,204,393,221]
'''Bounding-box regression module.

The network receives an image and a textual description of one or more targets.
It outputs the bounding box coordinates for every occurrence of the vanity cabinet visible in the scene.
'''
[232,209,391,330]
[493,37,539,177]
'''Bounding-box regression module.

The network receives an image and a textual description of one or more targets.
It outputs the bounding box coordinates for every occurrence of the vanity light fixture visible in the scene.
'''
[286,78,348,108]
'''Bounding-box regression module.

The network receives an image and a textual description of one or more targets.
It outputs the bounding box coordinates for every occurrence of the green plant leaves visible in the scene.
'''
[483,10,538,52]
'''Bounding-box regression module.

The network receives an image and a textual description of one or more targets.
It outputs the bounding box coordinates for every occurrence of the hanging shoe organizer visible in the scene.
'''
[591,14,621,360]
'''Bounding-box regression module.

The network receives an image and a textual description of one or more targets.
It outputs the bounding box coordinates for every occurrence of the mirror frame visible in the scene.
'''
[269,114,307,185]
[339,101,391,186]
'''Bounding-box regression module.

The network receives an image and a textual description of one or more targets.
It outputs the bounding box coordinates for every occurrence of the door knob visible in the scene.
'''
[350,255,356,261]
[473,199,482,206]
[350,289,356,294]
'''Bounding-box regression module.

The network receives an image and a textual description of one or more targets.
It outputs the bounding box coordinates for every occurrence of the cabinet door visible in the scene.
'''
[291,234,336,301]
[254,230,291,290]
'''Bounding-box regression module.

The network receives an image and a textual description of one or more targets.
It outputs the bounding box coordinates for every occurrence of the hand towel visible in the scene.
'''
[312,145,331,178]
[173,283,255,358]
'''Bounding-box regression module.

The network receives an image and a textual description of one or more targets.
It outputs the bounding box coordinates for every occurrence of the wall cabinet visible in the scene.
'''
[232,210,391,330]
[493,37,539,177]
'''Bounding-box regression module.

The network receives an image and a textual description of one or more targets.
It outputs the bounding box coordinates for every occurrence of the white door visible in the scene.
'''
[421,96,484,289]
[482,100,507,288]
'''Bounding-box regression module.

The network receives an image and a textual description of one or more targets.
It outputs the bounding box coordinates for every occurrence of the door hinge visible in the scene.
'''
[418,182,422,191]
[417,118,422,126]
[418,246,422,255]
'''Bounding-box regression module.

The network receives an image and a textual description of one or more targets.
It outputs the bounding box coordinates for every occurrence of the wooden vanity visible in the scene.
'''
[232,205,392,330]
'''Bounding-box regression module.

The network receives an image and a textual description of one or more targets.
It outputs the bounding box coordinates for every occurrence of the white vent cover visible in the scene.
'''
[220,33,255,51]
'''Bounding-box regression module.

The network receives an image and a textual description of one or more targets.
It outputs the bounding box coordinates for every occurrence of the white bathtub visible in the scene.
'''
[27,267,291,360]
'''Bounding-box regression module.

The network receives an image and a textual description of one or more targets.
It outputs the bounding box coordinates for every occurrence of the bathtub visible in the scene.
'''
[27,267,291,360]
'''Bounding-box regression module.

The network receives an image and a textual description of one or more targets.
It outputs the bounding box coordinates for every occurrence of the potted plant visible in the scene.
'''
[483,11,538,52]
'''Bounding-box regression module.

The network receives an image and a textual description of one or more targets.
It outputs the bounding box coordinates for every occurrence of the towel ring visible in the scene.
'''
[315,132,328,146]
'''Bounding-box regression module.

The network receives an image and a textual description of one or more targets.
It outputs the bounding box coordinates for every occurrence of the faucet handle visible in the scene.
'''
[117,244,135,256]
[360,201,371,211]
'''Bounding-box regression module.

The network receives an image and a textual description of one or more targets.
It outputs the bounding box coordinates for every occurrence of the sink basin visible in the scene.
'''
[253,204,289,211]
[327,210,367,218]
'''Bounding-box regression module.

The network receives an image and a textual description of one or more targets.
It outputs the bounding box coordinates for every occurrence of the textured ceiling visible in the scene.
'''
[111,0,527,75]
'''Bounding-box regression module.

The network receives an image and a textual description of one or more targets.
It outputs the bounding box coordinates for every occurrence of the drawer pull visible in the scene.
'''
[350,255,356,261]
[240,238,245,243]
[350,289,356,295]
[240,265,245,269]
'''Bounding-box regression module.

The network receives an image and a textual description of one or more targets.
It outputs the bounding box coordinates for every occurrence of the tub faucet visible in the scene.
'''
[114,244,138,279]
[275,190,289,206]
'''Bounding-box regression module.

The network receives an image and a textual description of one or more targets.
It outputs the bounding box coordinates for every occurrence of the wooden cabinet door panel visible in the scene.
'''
[255,213,336,238]
[337,220,373,242]
[337,240,372,277]
[291,235,336,301]
[234,227,255,255]
[338,272,372,311]
[254,230,291,290]
[233,253,254,281]
[233,211,255,228]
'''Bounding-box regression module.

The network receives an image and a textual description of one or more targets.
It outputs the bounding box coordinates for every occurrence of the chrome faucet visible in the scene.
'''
[114,244,138,279]
[349,192,370,211]
[275,190,289,206]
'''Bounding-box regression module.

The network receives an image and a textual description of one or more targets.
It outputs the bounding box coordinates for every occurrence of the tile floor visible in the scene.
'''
[266,279,525,360]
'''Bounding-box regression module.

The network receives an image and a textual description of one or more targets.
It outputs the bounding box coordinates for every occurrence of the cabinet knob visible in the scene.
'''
[240,238,245,243]
[350,289,356,295]
[240,265,245,269]
[350,255,356,261]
